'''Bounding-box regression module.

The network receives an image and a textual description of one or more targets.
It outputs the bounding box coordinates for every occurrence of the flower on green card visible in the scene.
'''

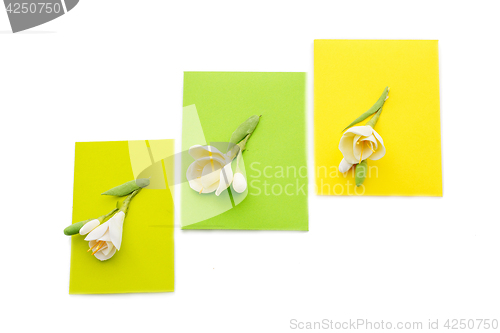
[187,115,260,196]
[187,145,234,196]
[63,182,143,261]
[82,211,125,261]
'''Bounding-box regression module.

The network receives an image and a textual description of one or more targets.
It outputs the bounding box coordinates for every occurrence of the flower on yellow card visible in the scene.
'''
[339,125,386,172]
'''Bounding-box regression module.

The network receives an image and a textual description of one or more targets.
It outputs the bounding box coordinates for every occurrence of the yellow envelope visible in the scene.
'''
[69,140,175,294]
[314,40,442,196]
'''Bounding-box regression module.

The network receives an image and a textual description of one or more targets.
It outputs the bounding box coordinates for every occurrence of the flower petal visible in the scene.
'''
[189,145,226,160]
[109,211,125,251]
[188,145,210,159]
[201,180,220,193]
[339,159,353,173]
[188,177,219,194]
[232,172,247,193]
[372,129,385,146]
[88,240,98,249]
[186,158,206,181]
[200,160,223,188]
[359,134,378,149]
[369,130,386,160]
[186,156,226,181]
[339,134,357,164]
[215,162,234,196]
[94,246,117,261]
[352,136,373,162]
[345,125,373,137]
[207,146,225,158]
[369,142,386,160]
[79,219,100,235]
[98,230,111,242]
[102,242,115,256]
[85,221,109,241]
[188,178,203,192]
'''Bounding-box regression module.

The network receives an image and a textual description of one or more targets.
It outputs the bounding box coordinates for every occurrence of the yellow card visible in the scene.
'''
[314,40,442,196]
[69,140,175,294]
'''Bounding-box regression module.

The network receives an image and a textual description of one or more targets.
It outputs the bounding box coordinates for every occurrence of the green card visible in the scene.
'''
[182,72,308,230]
[69,140,175,294]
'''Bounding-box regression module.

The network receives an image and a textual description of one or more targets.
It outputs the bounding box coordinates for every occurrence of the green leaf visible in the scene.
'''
[101,178,150,196]
[229,115,261,144]
[342,87,389,132]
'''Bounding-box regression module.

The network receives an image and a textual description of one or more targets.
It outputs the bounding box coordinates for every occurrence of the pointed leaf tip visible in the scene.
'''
[341,87,389,132]
[101,178,149,196]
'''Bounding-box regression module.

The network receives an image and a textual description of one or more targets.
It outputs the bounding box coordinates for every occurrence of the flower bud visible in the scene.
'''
[232,172,247,193]
[355,160,368,187]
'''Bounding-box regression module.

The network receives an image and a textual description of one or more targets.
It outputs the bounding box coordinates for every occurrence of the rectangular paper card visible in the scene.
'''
[314,40,442,196]
[182,72,308,230]
[69,140,175,294]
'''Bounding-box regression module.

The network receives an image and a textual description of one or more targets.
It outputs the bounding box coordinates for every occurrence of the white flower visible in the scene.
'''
[338,125,386,172]
[187,145,234,196]
[81,211,125,261]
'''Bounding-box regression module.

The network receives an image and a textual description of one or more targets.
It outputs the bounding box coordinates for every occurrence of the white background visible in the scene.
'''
[1,1,499,332]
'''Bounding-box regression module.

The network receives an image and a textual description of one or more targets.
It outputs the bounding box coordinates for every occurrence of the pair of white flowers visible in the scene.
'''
[338,125,386,173]
[187,145,247,196]
[78,211,125,261]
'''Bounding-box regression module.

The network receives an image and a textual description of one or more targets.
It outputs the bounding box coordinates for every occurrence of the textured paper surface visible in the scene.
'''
[314,40,442,196]
[182,72,308,230]
[69,140,174,294]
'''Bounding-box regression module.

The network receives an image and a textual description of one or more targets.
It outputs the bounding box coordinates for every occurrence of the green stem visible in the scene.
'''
[99,208,119,222]
[366,106,383,128]
[119,188,141,214]
[237,134,251,152]
[342,87,389,132]
[228,133,251,160]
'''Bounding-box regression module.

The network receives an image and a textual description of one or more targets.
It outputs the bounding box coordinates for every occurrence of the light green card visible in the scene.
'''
[69,140,175,294]
[182,72,308,230]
